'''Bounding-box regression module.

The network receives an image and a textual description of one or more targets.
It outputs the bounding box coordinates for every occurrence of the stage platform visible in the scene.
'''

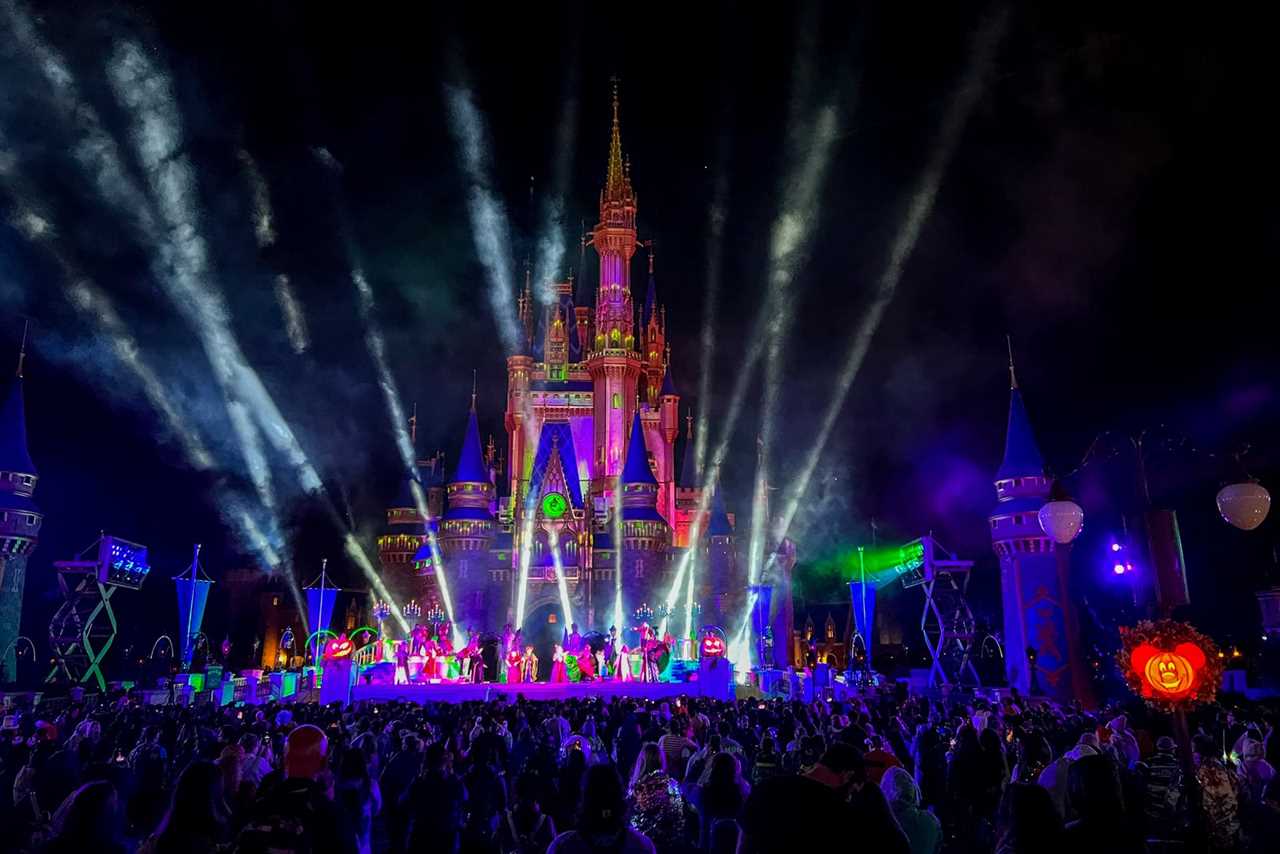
[350,678,735,704]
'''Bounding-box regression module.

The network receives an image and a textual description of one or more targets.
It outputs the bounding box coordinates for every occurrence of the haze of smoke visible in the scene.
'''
[767,6,1011,558]
[444,85,521,354]
[532,89,578,305]
[238,148,311,355]
[2,186,292,595]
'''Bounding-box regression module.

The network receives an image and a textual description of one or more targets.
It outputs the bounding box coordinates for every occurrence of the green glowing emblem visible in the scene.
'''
[541,491,568,519]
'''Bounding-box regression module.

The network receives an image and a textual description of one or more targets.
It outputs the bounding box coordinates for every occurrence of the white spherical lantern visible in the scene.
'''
[1038,499,1084,544]
[1216,482,1271,531]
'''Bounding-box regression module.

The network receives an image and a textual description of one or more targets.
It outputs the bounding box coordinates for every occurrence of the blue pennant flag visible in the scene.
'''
[174,576,212,667]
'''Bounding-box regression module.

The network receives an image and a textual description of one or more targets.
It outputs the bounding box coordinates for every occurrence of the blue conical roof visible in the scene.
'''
[0,378,36,475]
[708,489,733,536]
[678,434,698,489]
[660,369,677,397]
[996,387,1045,480]
[452,409,489,483]
[621,412,657,485]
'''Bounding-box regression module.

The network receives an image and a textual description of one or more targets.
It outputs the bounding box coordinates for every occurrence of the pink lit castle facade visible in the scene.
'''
[378,89,740,635]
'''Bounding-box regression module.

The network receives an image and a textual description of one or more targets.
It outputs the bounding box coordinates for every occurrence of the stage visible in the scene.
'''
[350,674,737,704]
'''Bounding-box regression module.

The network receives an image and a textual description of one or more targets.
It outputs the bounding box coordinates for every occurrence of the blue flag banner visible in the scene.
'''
[174,576,212,666]
[306,586,337,649]
[848,580,877,656]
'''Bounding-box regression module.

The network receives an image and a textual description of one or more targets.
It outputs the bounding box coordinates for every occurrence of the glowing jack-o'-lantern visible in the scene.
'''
[701,633,726,659]
[1130,641,1205,700]
[324,634,355,660]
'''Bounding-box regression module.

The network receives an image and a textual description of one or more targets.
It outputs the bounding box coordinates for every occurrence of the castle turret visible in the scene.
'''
[0,342,41,682]
[674,411,703,547]
[706,487,735,622]
[620,412,669,592]
[988,364,1088,701]
[440,402,496,624]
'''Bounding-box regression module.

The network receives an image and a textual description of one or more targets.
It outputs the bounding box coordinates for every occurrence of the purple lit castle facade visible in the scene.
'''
[378,91,738,634]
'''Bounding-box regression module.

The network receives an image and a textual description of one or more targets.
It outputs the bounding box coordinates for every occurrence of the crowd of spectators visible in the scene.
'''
[1,688,1277,853]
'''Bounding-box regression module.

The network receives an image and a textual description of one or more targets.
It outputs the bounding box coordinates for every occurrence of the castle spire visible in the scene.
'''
[16,319,28,379]
[605,76,626,202]
[1006,334,1018,390]
[470,369,477,412]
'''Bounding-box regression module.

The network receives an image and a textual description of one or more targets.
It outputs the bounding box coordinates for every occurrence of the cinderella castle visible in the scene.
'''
[377,89,756,637]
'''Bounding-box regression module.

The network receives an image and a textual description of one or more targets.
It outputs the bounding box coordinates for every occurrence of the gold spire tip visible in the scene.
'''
[16,317,29,379]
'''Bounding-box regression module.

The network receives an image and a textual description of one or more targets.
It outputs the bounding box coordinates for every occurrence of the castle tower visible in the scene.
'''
[0,342,41,681]
[674,412,704,547]
[705,487,736,623]
[585,83,643,498]
[988,367,1088,701]
[440,402,496,625]
[620,412,670,595]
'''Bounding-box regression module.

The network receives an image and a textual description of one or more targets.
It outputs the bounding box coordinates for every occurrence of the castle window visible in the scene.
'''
[612,393,621,409]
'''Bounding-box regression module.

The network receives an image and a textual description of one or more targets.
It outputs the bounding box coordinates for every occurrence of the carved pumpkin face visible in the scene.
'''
[325,634,355,660]
[702,634,726,658]
[1131,641,1205,700]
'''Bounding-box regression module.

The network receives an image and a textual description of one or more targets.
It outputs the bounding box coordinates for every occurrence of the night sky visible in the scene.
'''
[1,2,1277,667]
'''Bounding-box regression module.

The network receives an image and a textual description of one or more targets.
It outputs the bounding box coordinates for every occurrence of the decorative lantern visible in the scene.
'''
[1117,619,1224,711]
[1216,482,1271,531]
[1038,499,1085,544]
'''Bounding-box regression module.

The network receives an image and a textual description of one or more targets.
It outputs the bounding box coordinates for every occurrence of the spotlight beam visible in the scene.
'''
[547,528,574,629]
[445,85,521,355]
[764,7,1010,574]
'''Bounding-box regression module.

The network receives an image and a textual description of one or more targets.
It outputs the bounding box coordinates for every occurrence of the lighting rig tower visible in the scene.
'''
[906,536,981,689]
[47,535,151,691]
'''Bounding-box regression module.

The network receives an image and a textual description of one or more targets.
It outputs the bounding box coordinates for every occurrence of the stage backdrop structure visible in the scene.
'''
[47,535,151,691]
[173,544,213,669]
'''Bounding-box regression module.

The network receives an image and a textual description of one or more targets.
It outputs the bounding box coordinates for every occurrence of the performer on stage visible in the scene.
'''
[425,636,441,679]
[469,643,485,683]
[567,623,583,655]
[593,645,607,680]
[551,644,568,683]
[520,645,539,682]
[640,641,660,683]
[604,627,617,678]
[506,646,523,684]
[395,639,410,684]
[616,643,633,682]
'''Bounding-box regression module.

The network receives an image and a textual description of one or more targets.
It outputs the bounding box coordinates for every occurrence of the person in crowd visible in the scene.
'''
[751,735,782,785]
[993,782,1063,854]
[499,771,557,854]
[1138,735,1184,837]
[335,748,381,854]
[140,761,229,854]
[42,780,127,854]
[1238,737,1277,806]
[1062,753,1144,853]
[658,718,697,785]
[549,764,656,853]
[378,732,422,854]
[1195,733,1243,852]
[865,733,905,786]
[688,752,749,852]
[239,724,358,854]
[404,741,468,854]
[882,766,942,854]
[627,743,688,852]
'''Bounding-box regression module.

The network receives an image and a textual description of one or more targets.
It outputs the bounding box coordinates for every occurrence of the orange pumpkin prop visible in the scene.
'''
[1130,641,1205,700]
[325,634,355,660]
[701,634,726,658]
